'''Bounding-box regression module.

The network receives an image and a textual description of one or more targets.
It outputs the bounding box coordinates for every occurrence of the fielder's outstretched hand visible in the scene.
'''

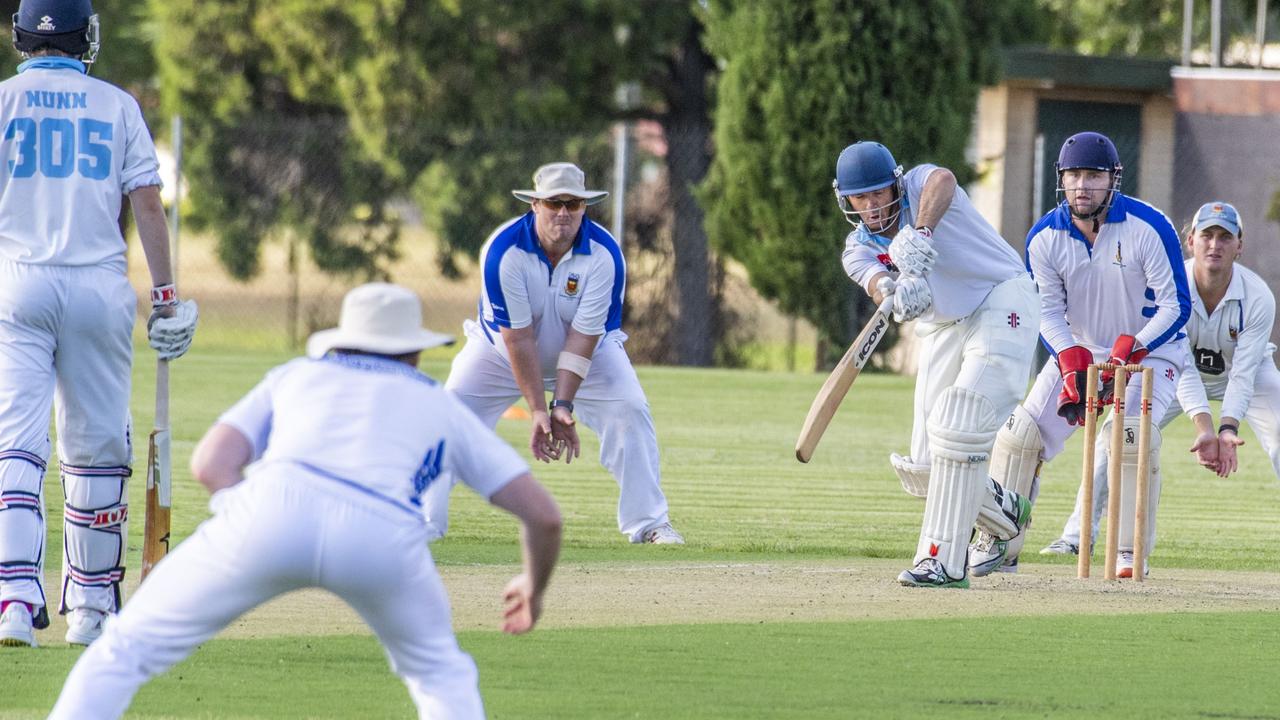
[550,406,580,465]
[501,572,542,635]
[529,411,560,463]
[1189,430,1222,476]
[1215,430,1245,477]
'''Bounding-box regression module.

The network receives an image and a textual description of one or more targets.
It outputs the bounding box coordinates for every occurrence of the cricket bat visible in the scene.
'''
[795,294,895,463]
[141,359,171,580]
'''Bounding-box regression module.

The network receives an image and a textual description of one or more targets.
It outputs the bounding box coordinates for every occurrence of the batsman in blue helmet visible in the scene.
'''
[0,0,198,648]
[971,130,1213,579]
[833,141,1041,588]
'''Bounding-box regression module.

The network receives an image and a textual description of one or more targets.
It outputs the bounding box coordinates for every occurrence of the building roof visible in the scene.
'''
[1001,47,1175,93]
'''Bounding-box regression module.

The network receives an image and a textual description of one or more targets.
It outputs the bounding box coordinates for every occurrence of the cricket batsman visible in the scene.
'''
[834,141,1039,587]
[0,0,197,648]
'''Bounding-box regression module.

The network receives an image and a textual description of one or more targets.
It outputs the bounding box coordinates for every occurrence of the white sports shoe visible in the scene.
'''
[640,524,685,545]
[1040,538,1080,555]
[0,602,37,647]
[65,608,107,646]
[1116,551,1149,578]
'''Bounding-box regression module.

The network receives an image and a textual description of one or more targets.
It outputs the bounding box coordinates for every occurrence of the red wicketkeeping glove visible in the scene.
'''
[1099,335,1149,403]
[1055,345,1094,426]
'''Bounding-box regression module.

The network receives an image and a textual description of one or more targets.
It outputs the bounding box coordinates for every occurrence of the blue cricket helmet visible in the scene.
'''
[1054,131,1122,175]
[834,141,902,195]
[1054,131,1123,221]
[12,0,99,64]
[833,141,904,229]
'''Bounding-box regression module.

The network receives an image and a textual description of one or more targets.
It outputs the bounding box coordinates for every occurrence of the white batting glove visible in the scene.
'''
[148,299,199,361]
[891,275,932,322]
[874,275,897,300]
[888,226,937,277]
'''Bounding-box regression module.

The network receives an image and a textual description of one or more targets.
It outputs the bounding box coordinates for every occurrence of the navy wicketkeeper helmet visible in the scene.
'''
[833,141,904,227]
[1054,131,1123,220]
[12,0,99,65]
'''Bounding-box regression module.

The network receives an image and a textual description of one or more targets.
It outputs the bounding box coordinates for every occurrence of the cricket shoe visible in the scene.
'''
[897,558,969,589]
[0,601,37,647]
[969,493,1032,577]
[1040,538,1079,555]
[1116,551,1149,578]
[65,608,107,646]
[640,523,684,545]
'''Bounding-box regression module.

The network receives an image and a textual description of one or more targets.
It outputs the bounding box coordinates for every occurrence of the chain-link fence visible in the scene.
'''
[131,118,813,367]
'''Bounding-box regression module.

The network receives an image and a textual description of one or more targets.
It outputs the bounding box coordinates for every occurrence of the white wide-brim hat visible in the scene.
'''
[512,162,608,205]
[306,283,454,359]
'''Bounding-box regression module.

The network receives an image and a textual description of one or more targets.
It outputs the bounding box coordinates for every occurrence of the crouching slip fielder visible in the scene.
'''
[0,0,197,648]
[48,283,562,720]
[1045,201,1279,556]
[835,141,1040,588]
[971,131,1213,578]
[422,162,681,545]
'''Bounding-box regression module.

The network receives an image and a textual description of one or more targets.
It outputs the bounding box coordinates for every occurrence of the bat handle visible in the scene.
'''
[155,359,170,431]
[877,292,895,315]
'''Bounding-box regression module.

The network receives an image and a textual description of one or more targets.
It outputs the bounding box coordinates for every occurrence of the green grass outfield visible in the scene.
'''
[4,345,1280,718]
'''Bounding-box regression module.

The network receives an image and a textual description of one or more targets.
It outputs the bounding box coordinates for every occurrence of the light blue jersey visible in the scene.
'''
[0,58,162,270]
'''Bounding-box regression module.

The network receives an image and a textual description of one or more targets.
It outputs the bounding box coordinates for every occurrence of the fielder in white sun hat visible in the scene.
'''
[306,282,454,359]
[512,162,609,205]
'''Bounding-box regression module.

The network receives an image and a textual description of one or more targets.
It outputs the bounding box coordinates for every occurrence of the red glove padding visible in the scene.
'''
[1055,345,1094,426]
[1099,335,1149,403]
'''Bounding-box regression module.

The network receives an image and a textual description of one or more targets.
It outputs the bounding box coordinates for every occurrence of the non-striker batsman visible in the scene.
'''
[0,0,197,648]
[834,141,1040,587]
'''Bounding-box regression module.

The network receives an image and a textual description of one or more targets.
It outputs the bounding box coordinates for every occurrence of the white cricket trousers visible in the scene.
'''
[49,466,485,720]
[425,325,669,542]
[0,260,135,616]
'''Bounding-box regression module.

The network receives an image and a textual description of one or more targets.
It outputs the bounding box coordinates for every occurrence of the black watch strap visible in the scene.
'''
[550,399,574,413]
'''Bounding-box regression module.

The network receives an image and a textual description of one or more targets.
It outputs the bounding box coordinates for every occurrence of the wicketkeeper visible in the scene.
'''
[972,132,1217,579]
[0,0,197,648]
[834,141,1040,588]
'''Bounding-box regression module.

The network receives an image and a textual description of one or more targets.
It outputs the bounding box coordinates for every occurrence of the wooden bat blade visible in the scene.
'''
[140,429,171,580]
[795,296,895,463]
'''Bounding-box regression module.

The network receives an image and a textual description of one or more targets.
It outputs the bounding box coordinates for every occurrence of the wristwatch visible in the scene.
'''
[550,399,574,413]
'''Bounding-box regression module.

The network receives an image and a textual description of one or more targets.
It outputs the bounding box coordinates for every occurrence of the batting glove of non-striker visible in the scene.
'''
[888,226,937,277]
[1055,344,1094,426]
[148,299,199,361]
[891,275,931,322]
[1099,334,1148,403]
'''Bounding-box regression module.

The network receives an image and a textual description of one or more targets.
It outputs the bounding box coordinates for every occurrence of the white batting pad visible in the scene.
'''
[890,453,929,498]
[1114,418,1162,553]
[990,404,1043,498]
[0,457,47,610]
[60,465,129,613]
[916,387,1000,577]
[989,404,1045,559]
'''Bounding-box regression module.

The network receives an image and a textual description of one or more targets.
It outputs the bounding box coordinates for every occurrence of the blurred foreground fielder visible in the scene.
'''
[834,141,1039,588]
[0,0,196,648]
[971,132,1212,578]
[1044,201,1277,555]
[48,284,562,720]
[423,162,681,544]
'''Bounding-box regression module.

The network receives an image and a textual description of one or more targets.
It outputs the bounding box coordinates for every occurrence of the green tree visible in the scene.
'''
[702,0,1038,357]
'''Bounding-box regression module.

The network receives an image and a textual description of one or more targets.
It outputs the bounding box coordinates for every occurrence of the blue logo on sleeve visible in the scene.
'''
[411,439,446,503]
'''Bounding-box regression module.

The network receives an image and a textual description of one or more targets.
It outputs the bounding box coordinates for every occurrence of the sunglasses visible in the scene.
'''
[539,198,586,212]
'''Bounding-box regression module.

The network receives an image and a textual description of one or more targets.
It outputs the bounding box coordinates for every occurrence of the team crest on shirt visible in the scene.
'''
[1228,323,1239,342]
[1112,240,1125,268]
[565,273,580,296]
